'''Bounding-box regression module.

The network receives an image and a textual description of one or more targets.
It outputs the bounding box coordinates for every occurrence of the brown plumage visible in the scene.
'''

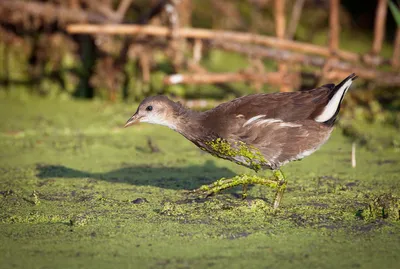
[125,73,357,207]
[125,73,356,169]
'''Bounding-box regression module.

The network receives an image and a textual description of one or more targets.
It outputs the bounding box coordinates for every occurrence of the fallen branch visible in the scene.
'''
[67,23,378,65]
[66,23,400,86]
[163,71,300,87]
[0,0,107,24]
[212,41,400,86]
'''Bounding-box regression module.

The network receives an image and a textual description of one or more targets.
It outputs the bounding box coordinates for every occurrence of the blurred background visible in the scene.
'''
[0,0,399,126]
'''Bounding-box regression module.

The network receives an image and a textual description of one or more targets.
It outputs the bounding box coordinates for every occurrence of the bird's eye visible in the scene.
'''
[146,105,153,111]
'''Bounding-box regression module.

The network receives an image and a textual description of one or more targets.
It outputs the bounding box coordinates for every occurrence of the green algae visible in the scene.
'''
[195,173,287,209]
[198,174,279,193]
[0,97,400,269]
[195,139,287,208]
[205,138,267,171]
[358,193,400,221]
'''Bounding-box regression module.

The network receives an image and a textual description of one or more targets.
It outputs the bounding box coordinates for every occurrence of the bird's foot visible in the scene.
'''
[272,169,287,210]
[242,184,248,199]
[194,174,279,198]
[193,169,287,209]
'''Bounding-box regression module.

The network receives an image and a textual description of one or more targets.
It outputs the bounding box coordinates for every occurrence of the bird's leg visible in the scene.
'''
[242,184,248,199]
[272,169,287,210]
[193,169,287,209]
[194,174,279,198]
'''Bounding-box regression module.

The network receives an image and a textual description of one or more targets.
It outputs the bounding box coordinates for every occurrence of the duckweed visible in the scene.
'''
[205,138,267,171]
[0,98,399,269]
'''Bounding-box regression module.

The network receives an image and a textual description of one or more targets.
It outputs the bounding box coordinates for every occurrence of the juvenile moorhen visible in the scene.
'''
[125,73,357,209]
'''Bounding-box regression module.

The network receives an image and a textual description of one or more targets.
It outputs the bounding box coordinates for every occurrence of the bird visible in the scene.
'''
[124,73,357,209]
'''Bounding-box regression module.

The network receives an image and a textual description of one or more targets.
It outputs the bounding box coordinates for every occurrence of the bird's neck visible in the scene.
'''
[173,107,208,141]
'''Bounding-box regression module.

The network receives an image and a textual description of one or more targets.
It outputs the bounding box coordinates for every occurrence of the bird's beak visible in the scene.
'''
[124,113,141,128]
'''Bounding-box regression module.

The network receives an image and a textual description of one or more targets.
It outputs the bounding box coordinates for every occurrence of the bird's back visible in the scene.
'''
[198,74,356,169]
[206,84,333,127]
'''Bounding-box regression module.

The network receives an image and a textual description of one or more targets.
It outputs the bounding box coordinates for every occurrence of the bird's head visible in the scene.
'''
[124,95,181,130]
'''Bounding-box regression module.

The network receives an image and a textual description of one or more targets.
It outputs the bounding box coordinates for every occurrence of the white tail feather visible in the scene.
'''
[314,79,353,123]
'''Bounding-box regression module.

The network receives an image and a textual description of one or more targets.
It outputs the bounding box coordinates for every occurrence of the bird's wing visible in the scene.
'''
[202,84,333,137]
[210,73,356,126]
[217,84,335,123]
[202,84,339,168]
[226,116,325,168]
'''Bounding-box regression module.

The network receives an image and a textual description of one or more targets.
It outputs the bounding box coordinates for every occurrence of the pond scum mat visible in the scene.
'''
[0,98,399,269]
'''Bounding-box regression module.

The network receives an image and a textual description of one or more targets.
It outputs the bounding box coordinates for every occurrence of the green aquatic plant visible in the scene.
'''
[199,138,286,209]
[205,138,267,171]
[389,1,400,26]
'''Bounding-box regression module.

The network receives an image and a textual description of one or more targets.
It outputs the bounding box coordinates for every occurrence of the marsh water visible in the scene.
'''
[0,98,399,269]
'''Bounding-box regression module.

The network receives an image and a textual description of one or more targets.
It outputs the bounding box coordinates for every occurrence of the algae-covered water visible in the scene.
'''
[0,98,399,269]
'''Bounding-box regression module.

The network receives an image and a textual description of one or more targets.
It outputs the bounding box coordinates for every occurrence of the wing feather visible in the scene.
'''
[207,85,333,128]
[199,84,343,168]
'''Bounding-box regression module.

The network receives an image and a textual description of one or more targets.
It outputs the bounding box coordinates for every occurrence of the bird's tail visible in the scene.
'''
[314,73,357,126]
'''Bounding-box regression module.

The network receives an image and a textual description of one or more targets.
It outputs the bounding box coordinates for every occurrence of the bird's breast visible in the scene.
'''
[197,138,270,171]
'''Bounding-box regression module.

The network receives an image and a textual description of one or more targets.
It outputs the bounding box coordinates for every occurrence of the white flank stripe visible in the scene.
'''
[279,122,302,128]
[244,117,301,128]
[255,118,282,126]
[243,115,265,127]
[315,79,353,122]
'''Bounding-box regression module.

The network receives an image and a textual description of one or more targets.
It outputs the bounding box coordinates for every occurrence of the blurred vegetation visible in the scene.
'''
[389,0,400,26]
[0,0,399,129]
